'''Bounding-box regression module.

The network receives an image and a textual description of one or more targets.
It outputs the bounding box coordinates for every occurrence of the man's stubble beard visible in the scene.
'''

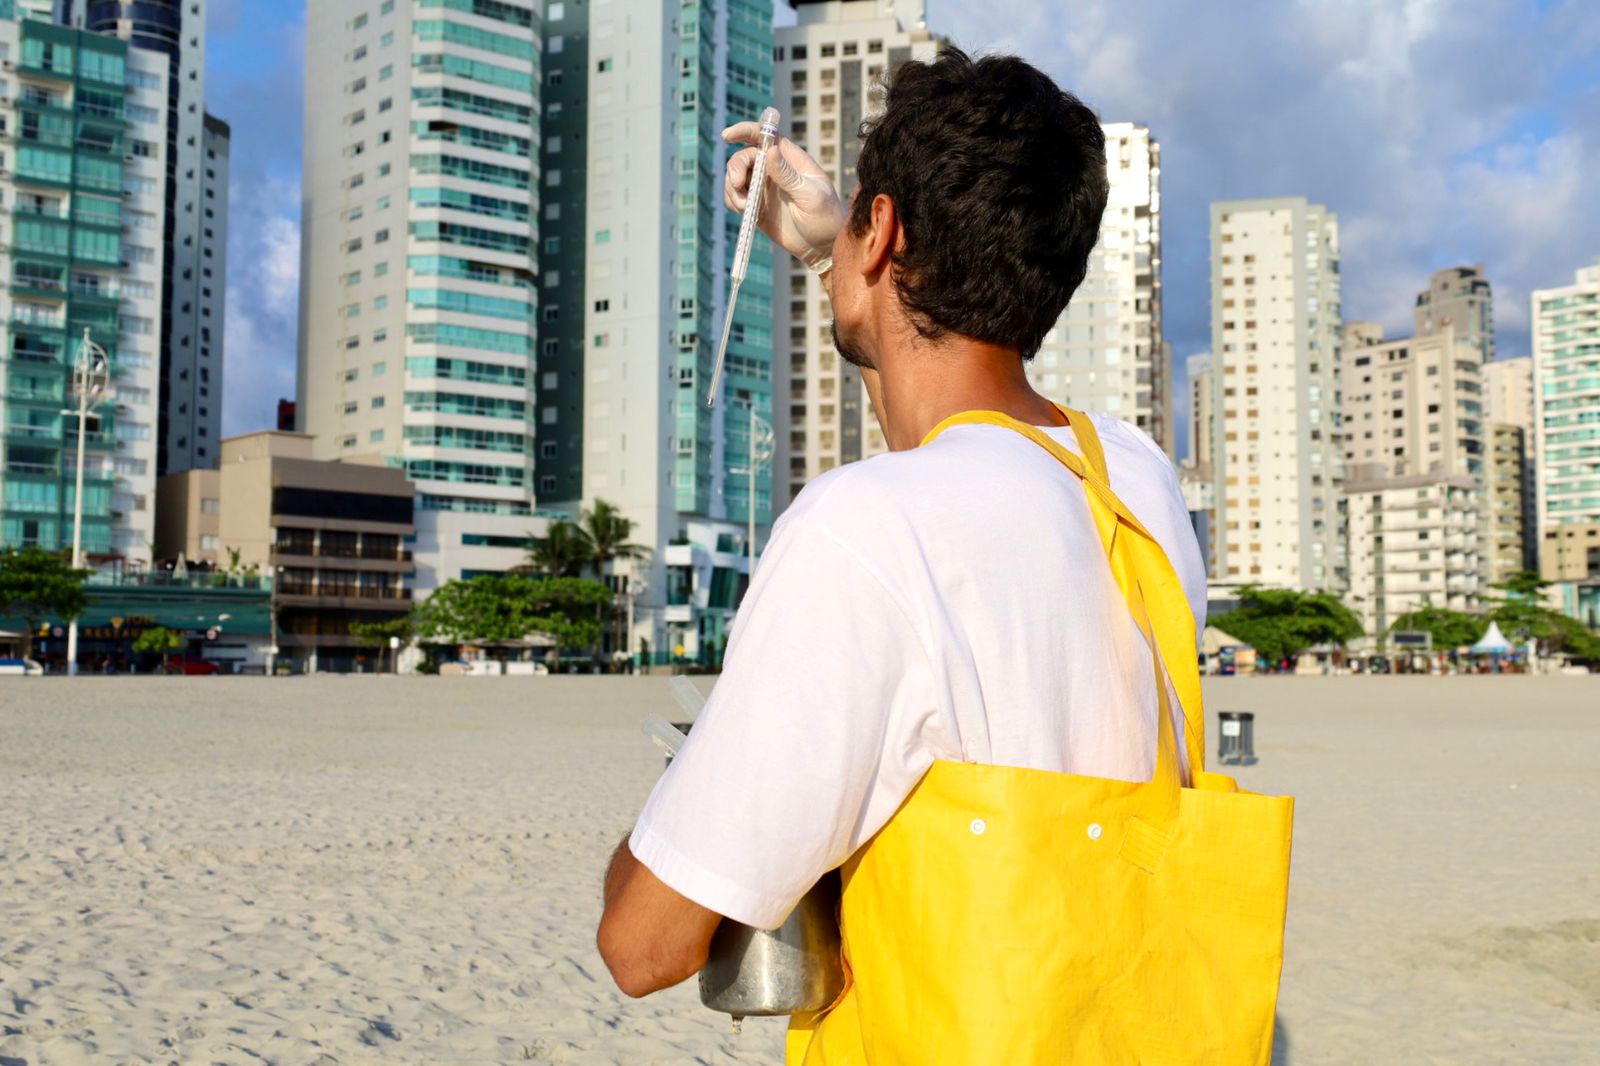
[831,321,873,370]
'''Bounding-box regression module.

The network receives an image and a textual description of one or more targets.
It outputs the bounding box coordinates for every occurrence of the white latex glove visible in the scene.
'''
[722,121,844,275]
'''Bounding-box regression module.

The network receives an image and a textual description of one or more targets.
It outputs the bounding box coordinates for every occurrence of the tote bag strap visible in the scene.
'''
[921,407,1206,778]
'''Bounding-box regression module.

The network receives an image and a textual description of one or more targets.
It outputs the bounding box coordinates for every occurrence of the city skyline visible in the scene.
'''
[211,0,1600,460]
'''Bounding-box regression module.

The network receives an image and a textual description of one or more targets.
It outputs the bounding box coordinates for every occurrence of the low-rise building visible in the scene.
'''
[157,431,415,673]
[1345,472,1481,643]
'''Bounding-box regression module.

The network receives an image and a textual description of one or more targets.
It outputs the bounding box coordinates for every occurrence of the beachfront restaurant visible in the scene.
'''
[11,570,272,674]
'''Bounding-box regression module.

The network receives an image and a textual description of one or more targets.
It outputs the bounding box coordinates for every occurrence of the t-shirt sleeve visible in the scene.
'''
[629,520,943,930]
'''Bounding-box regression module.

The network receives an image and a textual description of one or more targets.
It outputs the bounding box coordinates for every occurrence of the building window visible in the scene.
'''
[200,498,220,514]
[200,535,219,550]
[594,299,610,312]
[597,58,614,72]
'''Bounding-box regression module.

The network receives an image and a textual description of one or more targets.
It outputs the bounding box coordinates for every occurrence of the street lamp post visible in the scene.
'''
[63,329,109,677]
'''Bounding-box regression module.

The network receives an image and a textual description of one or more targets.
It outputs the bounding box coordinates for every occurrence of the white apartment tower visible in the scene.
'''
[569,0,776,664]
[1341,317,1488,636]
[773,0,935,508]
[1208,198,1343,590]
[71,0,231,476]
[1531,261,1600,548]
[298,0,543,588]
[1029,123,1168,453]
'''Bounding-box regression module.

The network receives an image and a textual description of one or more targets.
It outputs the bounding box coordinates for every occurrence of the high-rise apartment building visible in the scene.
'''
[1414,264,1493,365]
[1484,355,1537,576]
[298,0,543,589]
[1340,322,1485,482]
[1207,198,1343,590]
[533,0,586,505]
[1485,422,1531,583]
[1341,318,1488,635]
[0,9,169,564]
[568,0,776,663]
[773,0,935,508]
[1185,352,1213,469]
[71,0,231,476]
[1531,260,1600,582]
[1484,355,1535,434]
[1028,123,1168,452]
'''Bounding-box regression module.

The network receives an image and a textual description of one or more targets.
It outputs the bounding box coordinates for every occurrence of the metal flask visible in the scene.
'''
[699,870,845,1019]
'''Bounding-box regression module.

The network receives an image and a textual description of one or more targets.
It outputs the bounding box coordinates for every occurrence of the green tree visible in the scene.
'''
[1476,569,1600,660]
[577,499,651,661]
[1489,570,1550,602]
[517,519,591,578]
[349,616,415,673]
[578,499,652,577]
[411,574,612,657]
[132,626,184,671]
[1388,606,1486,650]
[1209,585,1364,668]
[0,546,90,660]
[1488,598,1600,661]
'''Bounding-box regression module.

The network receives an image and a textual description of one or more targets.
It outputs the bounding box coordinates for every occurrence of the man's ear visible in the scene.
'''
[860,193,897,277]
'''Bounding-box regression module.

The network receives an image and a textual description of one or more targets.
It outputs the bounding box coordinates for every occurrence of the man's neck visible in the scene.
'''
[868,335,1066,451]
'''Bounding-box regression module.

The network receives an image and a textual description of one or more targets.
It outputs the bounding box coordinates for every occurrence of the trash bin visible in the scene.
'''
[1217,711,1255,765]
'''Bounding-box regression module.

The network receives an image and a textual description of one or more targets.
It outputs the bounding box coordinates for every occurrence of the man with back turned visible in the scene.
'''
[597,46,1209,1060]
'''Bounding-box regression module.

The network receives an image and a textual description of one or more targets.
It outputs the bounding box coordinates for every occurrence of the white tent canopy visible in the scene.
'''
[1469,621,1514,654]
[1201,626,1249,655]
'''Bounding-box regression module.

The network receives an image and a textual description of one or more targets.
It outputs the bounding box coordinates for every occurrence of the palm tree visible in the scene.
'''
[578,499,651,662]
[518,520,590,578]
[579,499,651,577]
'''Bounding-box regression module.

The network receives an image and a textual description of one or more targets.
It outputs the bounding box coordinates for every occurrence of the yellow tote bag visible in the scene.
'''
[789,408,1295,1065]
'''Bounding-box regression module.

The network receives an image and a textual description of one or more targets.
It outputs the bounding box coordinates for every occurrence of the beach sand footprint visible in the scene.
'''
[1426,918,1600,1014]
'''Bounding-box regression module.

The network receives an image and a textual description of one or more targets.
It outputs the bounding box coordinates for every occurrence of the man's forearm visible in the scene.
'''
[603,833,636,907]
[598,831,722,998]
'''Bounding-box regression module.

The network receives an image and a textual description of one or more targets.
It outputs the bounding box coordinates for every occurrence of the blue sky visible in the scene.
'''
[212,1,1600,457]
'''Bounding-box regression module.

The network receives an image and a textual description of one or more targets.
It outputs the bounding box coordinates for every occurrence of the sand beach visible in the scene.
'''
[1,675,1596,1063]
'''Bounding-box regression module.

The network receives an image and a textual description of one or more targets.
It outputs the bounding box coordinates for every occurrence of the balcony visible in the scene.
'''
[5,459,59,476]
[274,542,413,562]
[12,307,65,329]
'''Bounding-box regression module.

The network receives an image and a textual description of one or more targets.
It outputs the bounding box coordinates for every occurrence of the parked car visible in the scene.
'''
[162,656,221,676]
[0,657,44,676]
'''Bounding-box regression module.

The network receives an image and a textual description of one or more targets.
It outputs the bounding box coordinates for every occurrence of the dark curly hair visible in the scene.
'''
[849,47,1108,360]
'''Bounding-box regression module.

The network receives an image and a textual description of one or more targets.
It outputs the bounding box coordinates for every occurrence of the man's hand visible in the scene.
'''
[597,836,723,999]
[723,121,844,274]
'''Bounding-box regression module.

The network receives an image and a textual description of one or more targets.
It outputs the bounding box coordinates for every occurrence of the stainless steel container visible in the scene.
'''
[699,871,845,1019]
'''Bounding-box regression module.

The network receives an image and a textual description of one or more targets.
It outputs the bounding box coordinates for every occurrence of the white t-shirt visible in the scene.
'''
[631,414,1206,930]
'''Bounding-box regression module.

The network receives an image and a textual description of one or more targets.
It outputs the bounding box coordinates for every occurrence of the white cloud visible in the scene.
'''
[221,175,300,437]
